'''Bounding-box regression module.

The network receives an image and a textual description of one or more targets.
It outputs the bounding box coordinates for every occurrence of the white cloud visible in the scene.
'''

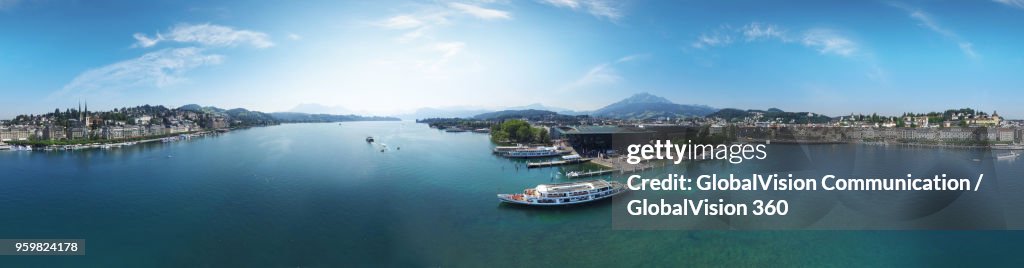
[563,54,645,91]
[287,33,302,40]
[376,2,508,44]
[448,2,511,20]
[430,41,466,71]
[378,15,426,29]
[568,63,620,89]
[397,27,428,43]
[894,4,979,59]
[801,29,857,57]
[55,47,224,98]
[133,23,274,48]
[540,0,623,21]
[692,23,857,57]
[741,22,785,41]
[959,42,979,58]
[542,0,580,9]
[691,25,738,48]
[616,53,649,63]
[132,33,160,47]
[908,10,954,37]
[993,0,1024,9]
[434,41,466,58]
[691,33,733,48]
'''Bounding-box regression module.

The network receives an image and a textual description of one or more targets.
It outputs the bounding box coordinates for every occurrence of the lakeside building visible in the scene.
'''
[205,116,230,129]
[68,127,89,140]
[970,111,1002,126]
[0,127,32,142]
[42,125,66,140]
[559,126,655,157]
[843,127,1014,143]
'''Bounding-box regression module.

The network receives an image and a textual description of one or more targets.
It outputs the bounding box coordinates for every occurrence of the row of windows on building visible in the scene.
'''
[845,128,1018,142]
[0,124,199,142]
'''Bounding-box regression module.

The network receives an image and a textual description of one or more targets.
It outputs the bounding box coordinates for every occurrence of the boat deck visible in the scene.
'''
[535,180,611,194]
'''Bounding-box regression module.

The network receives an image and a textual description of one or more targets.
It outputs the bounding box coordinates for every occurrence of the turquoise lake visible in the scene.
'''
[1,121,1023,267]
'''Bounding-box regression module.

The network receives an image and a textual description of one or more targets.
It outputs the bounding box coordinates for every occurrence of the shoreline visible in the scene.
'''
[1,130,224,151]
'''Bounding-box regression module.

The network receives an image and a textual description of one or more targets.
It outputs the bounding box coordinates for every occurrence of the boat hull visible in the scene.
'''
[497,186,627,206]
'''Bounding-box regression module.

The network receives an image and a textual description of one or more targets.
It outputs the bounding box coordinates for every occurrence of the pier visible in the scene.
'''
[526,158,591,168]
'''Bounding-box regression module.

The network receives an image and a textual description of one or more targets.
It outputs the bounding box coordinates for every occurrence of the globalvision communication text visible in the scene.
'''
[621,140,985,217]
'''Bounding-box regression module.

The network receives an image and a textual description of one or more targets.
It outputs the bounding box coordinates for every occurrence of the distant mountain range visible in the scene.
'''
[504,103,585,115]
[290,93,835,122]
[472,109,585,122]
[396,102,588,120]
[590,92,718,119]
[287,103,353,115]
[269,112,399,123]
[179,104,398,124]
[404,93,717,120]
[399,107,495,120]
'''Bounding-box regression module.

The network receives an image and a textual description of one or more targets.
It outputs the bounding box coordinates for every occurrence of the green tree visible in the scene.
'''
[536,128,550,144]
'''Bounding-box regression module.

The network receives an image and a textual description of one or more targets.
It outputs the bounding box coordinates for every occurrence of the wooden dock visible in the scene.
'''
[526,158,591,168]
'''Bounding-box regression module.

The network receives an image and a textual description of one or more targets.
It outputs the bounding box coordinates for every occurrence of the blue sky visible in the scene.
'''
[1,0,1023,119]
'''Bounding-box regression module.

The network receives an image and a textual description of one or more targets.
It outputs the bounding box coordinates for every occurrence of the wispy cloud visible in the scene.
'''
[133,23,274,48]
[378,15,427,29]
[801,29,857,57]
[993,0,1024,9]
[563,54,645,91]
[741,22,786,41]
[433,42,465,59]
[892,3,979,59]
[57,23,271,98]
[958,42,979,58]
[426,41,467,72]
[540,0,623,21]
[692,22,857,57]
[54,47,224,98]
[448,2,511,20]
[567,63,621,89]
[691,26,735,48]
[615,53,650,63]
[375,2,509,43]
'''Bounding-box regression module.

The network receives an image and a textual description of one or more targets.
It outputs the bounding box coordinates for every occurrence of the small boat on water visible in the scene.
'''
[498,179,627,206]
[562,154,582,160]
[992,144,1024,150]
[366,136,374,143]
[997,152,1020,160]
[445,128,468,133]
[504,146,562,158]
[566,169,615,179]
[472,128,490,133]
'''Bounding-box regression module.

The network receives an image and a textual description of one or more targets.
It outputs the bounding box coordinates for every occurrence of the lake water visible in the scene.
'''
[1,121,1023,266]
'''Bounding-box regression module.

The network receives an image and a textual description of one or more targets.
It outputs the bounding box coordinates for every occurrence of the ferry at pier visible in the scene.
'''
[503,146,562,158]
[492,144,527,154]
[497,179,627,206]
